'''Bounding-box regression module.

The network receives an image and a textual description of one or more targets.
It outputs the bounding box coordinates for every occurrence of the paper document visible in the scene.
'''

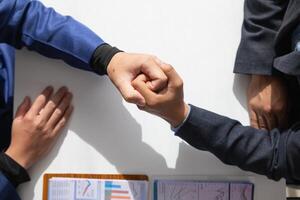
[48,177,148,200]
[154,180,253,200]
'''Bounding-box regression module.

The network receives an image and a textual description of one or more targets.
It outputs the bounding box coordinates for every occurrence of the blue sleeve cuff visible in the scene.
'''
[171,105,191,132]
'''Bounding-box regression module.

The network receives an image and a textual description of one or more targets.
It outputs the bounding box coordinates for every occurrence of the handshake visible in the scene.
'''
[106,52,190,128]
[131,62,190,128]
[5,52,189,170]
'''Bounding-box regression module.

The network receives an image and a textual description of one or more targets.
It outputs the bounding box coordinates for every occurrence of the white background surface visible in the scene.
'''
[14,0,285,199]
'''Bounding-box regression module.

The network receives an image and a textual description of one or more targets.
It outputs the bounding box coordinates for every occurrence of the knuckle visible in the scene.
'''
[55,109,63,117]
[47,101,57,110]
[59,119,67,127]
[42,127,51,135]
[23,115,33,123]
[262,105,272,113]
[165,64,174,71]
[33,120,44,130]
[175,78,184,88]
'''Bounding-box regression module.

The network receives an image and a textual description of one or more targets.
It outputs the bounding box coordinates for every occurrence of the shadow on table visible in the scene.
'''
[232,74,250,111]
[16,51,243,200]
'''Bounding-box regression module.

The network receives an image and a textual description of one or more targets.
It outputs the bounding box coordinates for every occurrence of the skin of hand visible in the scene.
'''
[5,86,73,169]
[107,52,168,106]
[247,74,288,130]
[132,63,189,127]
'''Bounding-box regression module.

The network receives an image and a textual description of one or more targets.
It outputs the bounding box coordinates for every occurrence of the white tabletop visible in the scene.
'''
[15,0,285,199]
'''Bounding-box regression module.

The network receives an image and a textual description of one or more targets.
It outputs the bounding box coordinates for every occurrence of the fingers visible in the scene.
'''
[46,92,73,129]
[249,109,259,129]
[263,113,278,130]
[26,86,53,118]
[52,105,73,136]
[39,87,68,122]
[256,114,268,130]
[141,58,168,92]
[249,109,272,131]
[117,79,146,106]
[15,97,31,118]
[132,74,158,104]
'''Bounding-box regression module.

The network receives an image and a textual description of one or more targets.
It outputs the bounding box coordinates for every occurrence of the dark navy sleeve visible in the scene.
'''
[0,0,105,73]
[176,105,300,183]
[0,172,21,200]
[0,153,30,188]
[234,0,288,75]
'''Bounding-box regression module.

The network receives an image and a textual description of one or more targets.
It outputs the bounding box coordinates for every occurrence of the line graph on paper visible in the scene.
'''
[156,181,230,200]
[76,179,98,199]
[155,180,253,200]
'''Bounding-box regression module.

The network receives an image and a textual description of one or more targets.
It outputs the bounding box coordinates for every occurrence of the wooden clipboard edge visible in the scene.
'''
[43,173,149,200]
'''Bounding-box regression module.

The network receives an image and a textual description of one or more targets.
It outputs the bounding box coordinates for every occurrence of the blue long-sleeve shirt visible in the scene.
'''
[0,0,107,199]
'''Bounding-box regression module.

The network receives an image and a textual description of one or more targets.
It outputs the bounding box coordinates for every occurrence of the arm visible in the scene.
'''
[0,0,168,106]
[176,105,296,182]
[235,0,289,130]
[132,65,299,183]
[0,0,103,71]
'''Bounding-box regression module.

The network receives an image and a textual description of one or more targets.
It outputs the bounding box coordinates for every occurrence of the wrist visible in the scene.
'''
[5,148,30,170]
[91,44,123,75]
[167,103,189,128]
[107,52,126,77]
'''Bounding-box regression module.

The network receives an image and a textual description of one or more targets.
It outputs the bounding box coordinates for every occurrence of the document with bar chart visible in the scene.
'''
[47,177,148,200]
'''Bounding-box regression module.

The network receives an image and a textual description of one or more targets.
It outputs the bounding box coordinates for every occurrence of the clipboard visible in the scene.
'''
[43,173,149,200]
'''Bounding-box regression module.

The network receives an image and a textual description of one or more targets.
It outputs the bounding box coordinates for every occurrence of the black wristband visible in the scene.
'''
[0,153,30,187]
[91,43,123,75]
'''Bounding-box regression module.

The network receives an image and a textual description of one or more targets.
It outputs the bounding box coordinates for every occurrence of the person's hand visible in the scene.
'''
[107,52,168,106]
[247,75,288,130]
[132,63,189,127]
[5,86,73,169]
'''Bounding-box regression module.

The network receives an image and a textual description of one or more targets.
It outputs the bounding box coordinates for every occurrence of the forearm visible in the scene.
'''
[0,0,106,71]
[176,105,299,182]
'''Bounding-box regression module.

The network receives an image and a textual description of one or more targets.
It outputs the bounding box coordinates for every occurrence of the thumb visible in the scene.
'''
[15,97,31,118]
[161,63,183,88]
